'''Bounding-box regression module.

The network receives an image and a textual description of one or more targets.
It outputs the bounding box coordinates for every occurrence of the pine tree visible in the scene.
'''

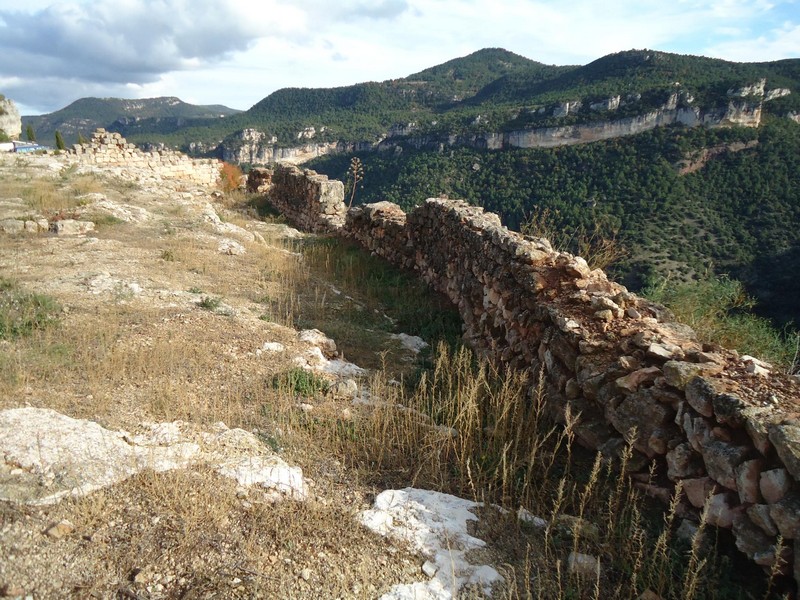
[25,124,36,142]
[54,131,65,150]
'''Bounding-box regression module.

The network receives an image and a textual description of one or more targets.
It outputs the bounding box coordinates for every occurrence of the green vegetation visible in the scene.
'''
[196,295,222,311]
[54,130,65,150]
[25,123,35,142]
[0,278,60,339]
[271,367,329,397]
[644,274,799,372]
[40,48,797,156]
[308,118,800,328]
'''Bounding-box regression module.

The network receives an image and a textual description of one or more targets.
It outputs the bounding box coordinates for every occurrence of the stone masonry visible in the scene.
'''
[68,129,221,187]
[251,167,800,585]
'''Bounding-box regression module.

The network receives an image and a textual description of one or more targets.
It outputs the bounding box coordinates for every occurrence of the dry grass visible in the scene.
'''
[0,160,782,599]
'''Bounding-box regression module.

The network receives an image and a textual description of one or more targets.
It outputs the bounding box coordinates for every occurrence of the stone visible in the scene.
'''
[747,504,779,536]
[300,568,312,581]
[667,443,704,481]
[682,477,719,508]
[706,493,741,528]
[566,552,601,578]
[743,407,775,455]
[684,377,716,418]
[0,218,24,234]
[769,492,800,539]
[330,379,358,398]
[676,519,701,545]
[637,591,663,600]
[732,514,777,562]
[298,329,337,358]
[700,439,750,490]
[735,459,764,504]
[663,363,722,391]
[712,393,747,428]
[608,390,674,456]
[768,423,800,480]
[44,519,75,539]
[50,219,95,235]
[615,367,661,393]
[760,469,792,504]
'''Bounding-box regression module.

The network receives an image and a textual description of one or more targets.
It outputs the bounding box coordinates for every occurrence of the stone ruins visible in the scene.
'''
[252,164,800,584]
[67,129,221,186]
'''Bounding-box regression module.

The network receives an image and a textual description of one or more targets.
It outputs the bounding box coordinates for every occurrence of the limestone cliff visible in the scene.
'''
[220,128,338,164]
[0,96,22,139]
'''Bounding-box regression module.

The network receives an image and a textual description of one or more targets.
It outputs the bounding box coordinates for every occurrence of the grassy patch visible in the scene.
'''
[0,278,60,339]
[271,368,329,398]
[644,274,799,372]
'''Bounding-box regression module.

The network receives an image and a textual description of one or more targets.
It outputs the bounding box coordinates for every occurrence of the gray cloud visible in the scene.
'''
[0,1,262,84]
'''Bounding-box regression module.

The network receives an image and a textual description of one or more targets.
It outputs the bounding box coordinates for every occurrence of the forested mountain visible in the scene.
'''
[21,97,241,146]
[306,117,800,328]
[19,48,800,329]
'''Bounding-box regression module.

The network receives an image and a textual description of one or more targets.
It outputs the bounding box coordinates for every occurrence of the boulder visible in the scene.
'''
[769,423,800,480]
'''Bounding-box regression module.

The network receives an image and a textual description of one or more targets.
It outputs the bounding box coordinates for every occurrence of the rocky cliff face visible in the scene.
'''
[0,96,22,139]
[220,128,338,164]
[219,80,786,165]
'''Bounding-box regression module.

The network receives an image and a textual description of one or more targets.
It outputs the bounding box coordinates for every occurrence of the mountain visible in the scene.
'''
[21,96,241,146]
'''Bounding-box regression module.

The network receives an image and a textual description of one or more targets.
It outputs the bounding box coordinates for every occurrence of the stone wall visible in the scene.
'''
[68,129,221,187]
[254,165,800,584]
[265,164,346,233]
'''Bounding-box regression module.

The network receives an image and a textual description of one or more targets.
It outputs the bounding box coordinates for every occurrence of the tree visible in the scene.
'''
[54,131,65,150]
[25,124,36,142]
[77,133,89,145]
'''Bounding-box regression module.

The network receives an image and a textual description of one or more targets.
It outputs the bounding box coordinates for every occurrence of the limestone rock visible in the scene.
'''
[667,443,704,480]
[700,439,750,490]
[747,504,779,536]
[682,477,719,508]
[769,492,800,539]
[768,423,800,480]
[44,519,75,539]
[566,552,601,578]
[663,363,722,391]
[706,493,741,528]
[0,96,22,139]
[0,218,24,234]
[735,459,764,504]
[684,377,716,417]
[50,220,95,235]
[760,469,792,504]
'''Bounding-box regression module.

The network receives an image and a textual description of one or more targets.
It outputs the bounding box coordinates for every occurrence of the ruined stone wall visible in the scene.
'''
[257,166,800,584]
[265,164,346,233]
[68,129,221,187]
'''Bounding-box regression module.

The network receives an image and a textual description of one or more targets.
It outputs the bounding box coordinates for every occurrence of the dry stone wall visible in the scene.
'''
[265,164,346,233]
[68,129,221,187]
[253,166,800,585]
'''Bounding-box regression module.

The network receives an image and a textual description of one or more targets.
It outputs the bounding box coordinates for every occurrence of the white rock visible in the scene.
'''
[361,488,503,599]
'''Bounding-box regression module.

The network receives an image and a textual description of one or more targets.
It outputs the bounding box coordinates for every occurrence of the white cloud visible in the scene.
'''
[0,0,796,115]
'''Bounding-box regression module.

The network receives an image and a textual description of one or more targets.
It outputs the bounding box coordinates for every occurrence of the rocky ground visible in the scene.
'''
[0,153,509,599]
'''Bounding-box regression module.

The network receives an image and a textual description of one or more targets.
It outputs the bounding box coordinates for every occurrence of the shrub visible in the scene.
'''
[219,162,244,194]
[271,368,329,397]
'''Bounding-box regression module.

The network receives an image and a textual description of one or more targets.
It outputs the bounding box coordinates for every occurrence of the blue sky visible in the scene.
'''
[0,0,798,115]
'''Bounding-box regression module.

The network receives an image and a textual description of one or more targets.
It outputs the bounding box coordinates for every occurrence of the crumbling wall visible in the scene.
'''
[68,129,221,187]
[265,164,345,233]
[261,167,800,584]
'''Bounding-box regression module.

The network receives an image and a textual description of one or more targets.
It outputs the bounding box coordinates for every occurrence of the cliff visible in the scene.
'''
[0,96,22,139]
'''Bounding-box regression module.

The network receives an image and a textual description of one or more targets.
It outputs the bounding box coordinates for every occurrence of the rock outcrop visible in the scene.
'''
[0,96,22,139]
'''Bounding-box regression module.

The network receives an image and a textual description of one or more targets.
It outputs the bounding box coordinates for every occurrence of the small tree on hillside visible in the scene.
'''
[25,124,36,142]
[54,131,65,150]
[77,132,89,145]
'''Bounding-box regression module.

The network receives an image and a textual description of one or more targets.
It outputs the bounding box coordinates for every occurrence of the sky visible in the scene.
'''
[0,0,798,116]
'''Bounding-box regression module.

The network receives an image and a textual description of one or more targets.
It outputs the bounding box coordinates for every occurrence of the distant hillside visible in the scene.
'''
[21,96,241,146]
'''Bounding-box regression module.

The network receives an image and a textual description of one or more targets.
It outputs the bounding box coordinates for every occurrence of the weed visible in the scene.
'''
[0,278,60,339]
[187,286,203,294]
[271,368,329,398]
[160,249,176,262]
[197,296,222,311]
